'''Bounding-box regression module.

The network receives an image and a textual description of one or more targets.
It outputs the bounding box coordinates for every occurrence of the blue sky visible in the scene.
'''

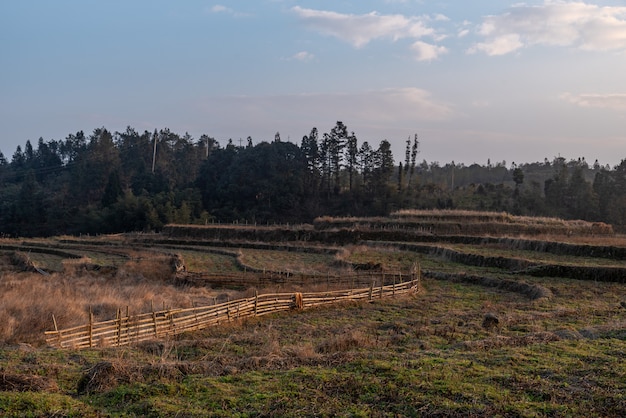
[2,1,625,166]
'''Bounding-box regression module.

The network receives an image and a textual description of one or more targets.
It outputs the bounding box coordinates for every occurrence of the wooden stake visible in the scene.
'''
[52,314,61,348]
[117,308,122,347]
[88,306,93,348]
[152,300,158,338]
[254,290,258,315]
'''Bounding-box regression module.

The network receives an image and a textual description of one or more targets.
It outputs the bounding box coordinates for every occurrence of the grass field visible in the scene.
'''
[0,211,625,416]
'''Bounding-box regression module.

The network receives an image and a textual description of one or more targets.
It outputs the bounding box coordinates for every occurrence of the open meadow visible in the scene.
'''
[0,211,625,416]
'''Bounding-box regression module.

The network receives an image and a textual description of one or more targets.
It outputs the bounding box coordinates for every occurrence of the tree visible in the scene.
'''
[359,141,375,193]
[16,171,45,235]
[11,146,25,171]
[102,170,124,207]
[302,127,319,166]
[409,134,420,187]
[60,131,87,164]
[375,140,395,180]
[301,127,321,199]
[325,121,349,194]
[371,139,394,196]
[512,167,524,190]
[70,128,121,206]
[345,131,358,192]
[0,152,7,185]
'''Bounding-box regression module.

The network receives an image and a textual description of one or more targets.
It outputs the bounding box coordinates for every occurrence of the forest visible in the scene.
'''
[0,121,625,237]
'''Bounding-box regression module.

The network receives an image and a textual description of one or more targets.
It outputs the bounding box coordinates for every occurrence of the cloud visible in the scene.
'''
[457,28,469,38]
[411,41,448,61]
[208,4,249,18]
[468,1,626,56]
[561,92,626,110]
[468,33,523,55]
[291,6,448,58]
[290,51,315,62]
[210,5,230,13]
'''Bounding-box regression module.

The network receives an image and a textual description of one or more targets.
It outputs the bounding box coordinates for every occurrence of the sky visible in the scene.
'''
[1,0,625,167]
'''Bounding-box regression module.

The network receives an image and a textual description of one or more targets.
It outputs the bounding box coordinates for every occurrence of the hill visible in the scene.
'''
[0,210,625,416]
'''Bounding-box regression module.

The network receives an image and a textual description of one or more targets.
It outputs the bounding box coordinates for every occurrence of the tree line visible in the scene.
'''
[0,122,624,237]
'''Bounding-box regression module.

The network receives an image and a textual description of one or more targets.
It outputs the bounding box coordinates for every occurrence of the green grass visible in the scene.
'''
[238,249,339,274]
[448,243,626,267]
[175,250,241,273]
[3,276,624,416]
[1,230,625,416]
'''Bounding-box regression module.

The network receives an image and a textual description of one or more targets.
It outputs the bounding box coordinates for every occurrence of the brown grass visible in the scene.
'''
[0,372,59,392]
[0,255,236,345]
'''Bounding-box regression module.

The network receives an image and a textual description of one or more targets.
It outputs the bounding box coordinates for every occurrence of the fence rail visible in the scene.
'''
[45,275,419,349]
[176,270,412,289]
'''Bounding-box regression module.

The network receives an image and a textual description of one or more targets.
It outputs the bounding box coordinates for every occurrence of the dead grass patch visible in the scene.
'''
[316,330,371,354]
[459,331,561,350]
[76,360,146,394]
[0,372,59,392]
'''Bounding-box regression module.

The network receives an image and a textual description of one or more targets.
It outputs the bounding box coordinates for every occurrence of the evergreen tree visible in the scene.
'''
[345,131,358,192]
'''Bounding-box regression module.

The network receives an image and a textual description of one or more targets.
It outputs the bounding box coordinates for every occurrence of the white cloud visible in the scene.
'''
[468,33,523,56]
[291,51,315,62]
[291,6,448,59]
[208,4,249,18]
[469,1,626,55]
[411,41,448,61]
[561,92,626,110]
[292,6,434,48]
[210,5,230,14]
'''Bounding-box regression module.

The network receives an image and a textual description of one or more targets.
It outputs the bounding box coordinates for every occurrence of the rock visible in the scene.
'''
[482,313,500,330]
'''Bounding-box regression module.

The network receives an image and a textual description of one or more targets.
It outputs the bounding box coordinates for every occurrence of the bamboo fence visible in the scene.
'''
[176,270,407,289]
[45,273,420,349]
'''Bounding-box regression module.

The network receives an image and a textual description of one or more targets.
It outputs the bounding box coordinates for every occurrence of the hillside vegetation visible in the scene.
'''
[2,124,626,237]
[0,210,625,416]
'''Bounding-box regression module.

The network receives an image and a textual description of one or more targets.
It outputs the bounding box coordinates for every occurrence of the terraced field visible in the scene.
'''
[0,212,625,416]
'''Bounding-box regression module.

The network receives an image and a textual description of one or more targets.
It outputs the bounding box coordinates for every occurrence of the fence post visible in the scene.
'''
[418,263,421,285]
[52,314,61,348]
[117,308,122,347]
[168,308,175,336]
[369,281,374,301]
[125,306,130,345]
[88,306,93,348]
[254,290,258,315]
[152,300,158,338]
[294,292,303,309]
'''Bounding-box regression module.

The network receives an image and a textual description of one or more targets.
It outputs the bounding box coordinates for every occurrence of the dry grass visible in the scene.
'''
[0,255,233,345]
[316,210,615,236]
[238,248,344,275]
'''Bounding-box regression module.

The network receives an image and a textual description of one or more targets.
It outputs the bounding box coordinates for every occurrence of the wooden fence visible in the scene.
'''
[45,275,420,349]
[176,270,412,289]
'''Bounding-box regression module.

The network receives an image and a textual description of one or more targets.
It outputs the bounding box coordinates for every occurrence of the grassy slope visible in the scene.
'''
[0,224,625,416]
